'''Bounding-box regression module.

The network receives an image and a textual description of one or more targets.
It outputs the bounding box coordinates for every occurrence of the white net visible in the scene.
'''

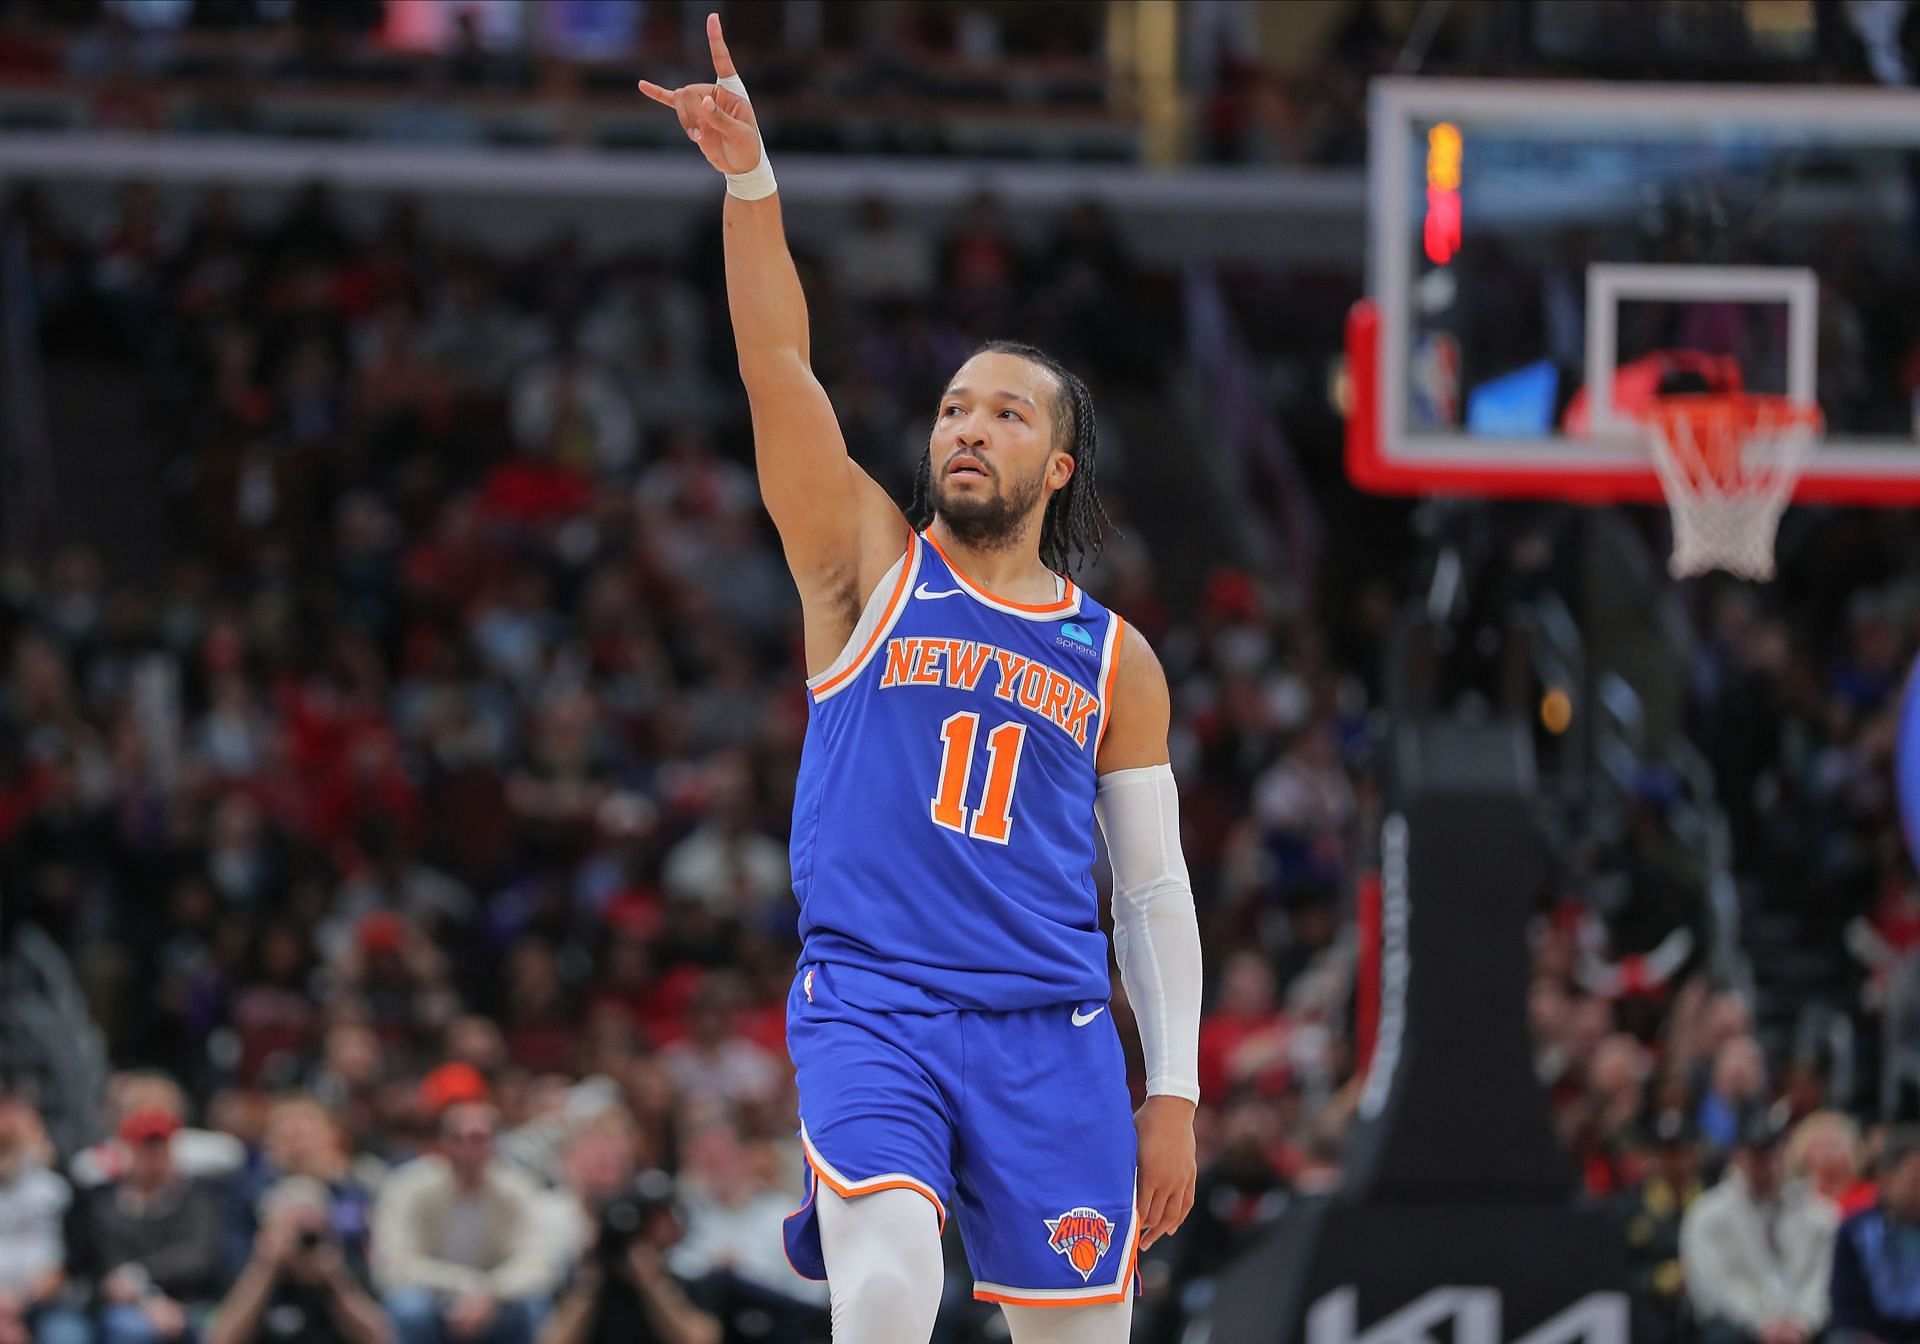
[1644,396,1821,582]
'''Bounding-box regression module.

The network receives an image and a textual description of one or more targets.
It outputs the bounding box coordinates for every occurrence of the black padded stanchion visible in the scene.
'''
[1199,721,1629,1344]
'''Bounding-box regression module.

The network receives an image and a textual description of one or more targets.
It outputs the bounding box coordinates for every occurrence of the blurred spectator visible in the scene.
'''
[73,1074,247,1191]
[207,1177,388,1344]
[660,782,789,917]
[72,1107,230,1344]
[1160,1094,1291,1314]
[537,1167,720,1344]
[532,1107,636,1266]
[0,4,57,82]
[333,919,456,1049]
[577,262,714,435]
[1252,724,1354,847]
[667,1117,827,1325]
[1680,1108,1836,1344]
[0,1096,82,1344]
[307,1026,386,1152]
[1699,1036,1769,1155]
[370,1102,558,1344]
[829,197,936,305]
[634,430,756,528]
[1568,1034,1651,1196]
[418,265,533,389]
[509,348,638,480]
[1787,1111,1874,1217]
[658,978,782,1110]
[1830,1127,1920,1343]
[258,1099,379,1277]
[941,190,1019,329]
[1196,950,1287,1103]
[1617,1110,1705,1344]
[531,1113,726,1344]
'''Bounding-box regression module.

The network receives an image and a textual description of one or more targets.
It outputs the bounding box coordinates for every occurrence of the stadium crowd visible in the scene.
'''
[5,0,1920,175]
[1,161,1919,1344]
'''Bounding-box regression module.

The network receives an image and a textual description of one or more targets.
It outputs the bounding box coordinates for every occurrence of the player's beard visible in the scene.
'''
[931,455,1048,555]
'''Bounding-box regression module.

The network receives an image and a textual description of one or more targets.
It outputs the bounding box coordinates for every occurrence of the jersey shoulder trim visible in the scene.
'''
[807,532,921,703]
[921,530,1081,622]
[1091,614,1126,757]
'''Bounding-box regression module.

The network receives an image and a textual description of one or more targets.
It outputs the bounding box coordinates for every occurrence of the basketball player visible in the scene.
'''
[642,18,1202,1342]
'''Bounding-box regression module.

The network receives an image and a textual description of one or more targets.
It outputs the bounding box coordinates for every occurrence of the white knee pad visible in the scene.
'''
[1002,1297,1136,1344]
[816,1184,945,1344]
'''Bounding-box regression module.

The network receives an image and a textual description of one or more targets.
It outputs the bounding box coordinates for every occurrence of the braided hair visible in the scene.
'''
[908,340,1111,574]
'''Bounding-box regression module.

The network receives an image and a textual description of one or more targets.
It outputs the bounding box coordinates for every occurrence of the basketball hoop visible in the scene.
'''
[1641,394,1823,581]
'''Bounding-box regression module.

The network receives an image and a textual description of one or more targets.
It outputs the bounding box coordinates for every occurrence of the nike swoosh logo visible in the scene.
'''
[1071,1007,1105,1027]
[915,583,964,600]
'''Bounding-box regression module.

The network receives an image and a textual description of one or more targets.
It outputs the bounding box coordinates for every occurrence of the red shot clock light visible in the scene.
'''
[1424,122,1462,266]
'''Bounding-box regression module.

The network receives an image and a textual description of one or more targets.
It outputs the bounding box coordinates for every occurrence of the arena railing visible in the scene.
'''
[0,923,109,1158]
[0,130,1364,268]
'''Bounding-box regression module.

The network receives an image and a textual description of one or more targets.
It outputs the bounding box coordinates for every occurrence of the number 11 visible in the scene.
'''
[931,711,1028,844]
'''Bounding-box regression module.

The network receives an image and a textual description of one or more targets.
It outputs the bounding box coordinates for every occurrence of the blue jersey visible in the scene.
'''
[790,529,1126,1012]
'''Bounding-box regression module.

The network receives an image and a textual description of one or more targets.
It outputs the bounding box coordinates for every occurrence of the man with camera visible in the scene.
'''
[208,1179,389,1344]
[537,1173,720,1344]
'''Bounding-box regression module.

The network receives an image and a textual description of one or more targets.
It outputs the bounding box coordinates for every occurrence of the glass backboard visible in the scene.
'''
[1349,77,1920,504]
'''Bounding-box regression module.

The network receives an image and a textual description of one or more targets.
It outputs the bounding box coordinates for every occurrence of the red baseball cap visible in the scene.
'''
[358,912,407,955]
[119,1107,181,1146]
[418,1062,489,1116]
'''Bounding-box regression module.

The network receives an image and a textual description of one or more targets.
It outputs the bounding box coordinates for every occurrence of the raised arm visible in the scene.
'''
[640,17,907,666]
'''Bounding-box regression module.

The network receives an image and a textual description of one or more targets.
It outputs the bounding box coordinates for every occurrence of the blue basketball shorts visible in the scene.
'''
[782,961,1141,1308]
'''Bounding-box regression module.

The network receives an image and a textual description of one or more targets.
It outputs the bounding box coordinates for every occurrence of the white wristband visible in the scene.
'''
[715,74,777,202]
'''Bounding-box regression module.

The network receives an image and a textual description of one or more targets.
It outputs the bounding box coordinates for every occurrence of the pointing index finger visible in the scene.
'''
[707,12,737,80]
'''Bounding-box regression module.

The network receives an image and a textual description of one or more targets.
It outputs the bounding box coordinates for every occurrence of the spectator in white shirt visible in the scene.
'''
[668,1118,826,1310]
[0,1097,84,1344]
[372,1102,558,1344]
[1680,1107,1836,1344]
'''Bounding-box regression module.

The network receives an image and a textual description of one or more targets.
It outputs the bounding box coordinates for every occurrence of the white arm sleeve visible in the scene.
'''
[1095,763,1203,1104]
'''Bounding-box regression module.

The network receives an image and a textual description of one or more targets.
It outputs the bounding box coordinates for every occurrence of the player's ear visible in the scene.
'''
[1048,450,1075,493]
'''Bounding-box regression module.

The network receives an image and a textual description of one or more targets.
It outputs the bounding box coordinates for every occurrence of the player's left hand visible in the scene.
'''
[1134,1095,1197,1250]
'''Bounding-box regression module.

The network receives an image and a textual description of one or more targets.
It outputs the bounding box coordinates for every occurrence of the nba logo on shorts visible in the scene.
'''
[1044,1207,1114,1281]
[803,967,815,1003]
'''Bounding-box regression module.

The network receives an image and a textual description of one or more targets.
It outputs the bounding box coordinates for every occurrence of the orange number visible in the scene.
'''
[971,721,1027,844]
[930,713,1029,843]
[931,711,978,834]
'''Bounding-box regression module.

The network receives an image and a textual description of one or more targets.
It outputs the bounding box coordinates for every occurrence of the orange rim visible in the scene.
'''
[1644,393,1822,486]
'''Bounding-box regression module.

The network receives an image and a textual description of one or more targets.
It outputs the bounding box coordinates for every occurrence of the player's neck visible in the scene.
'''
[927,519,1057,601]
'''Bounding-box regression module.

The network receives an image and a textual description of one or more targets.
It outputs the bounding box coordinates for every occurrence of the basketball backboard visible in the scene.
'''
[1348,77,1920,505]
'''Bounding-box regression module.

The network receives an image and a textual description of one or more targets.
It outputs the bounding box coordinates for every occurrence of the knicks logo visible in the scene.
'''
[1044,1207,1114,1281]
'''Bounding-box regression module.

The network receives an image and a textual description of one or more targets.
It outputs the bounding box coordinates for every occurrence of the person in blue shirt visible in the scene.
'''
[1831,1128,1920,1343]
